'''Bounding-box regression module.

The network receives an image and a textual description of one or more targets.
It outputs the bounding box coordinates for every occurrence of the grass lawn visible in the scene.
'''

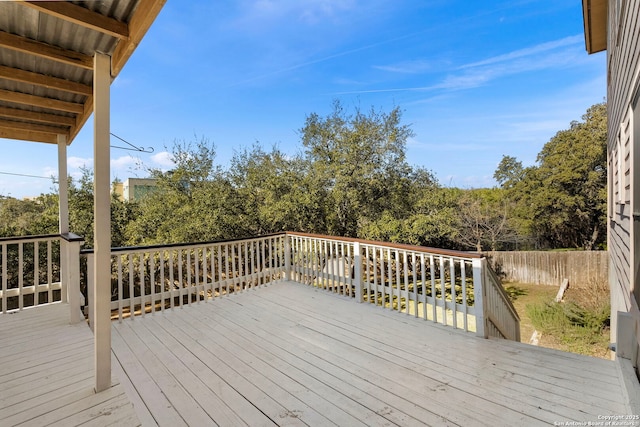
[504,282,612,359]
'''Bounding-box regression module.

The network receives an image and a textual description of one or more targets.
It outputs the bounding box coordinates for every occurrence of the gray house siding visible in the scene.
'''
[605,0,640,367]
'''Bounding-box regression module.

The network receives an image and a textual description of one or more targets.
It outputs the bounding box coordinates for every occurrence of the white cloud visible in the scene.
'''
[111,155,139,169]
[68,156,92,169]
[459,35,583,70]
[150,151,175,169]
[373,59,432,74]
[235,0,358,25]
[41,167,58,180]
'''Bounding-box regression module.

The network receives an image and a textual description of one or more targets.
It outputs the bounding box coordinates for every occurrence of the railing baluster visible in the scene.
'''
[177,249,183,307]
[186,249,192,305]
[117,255,123,321]
[461,260,467,331]
[194,247,200,303]
[33,241,39,306]
[421,253,426,320]
[140,252,146,317]
[412,252,418,317]
[2,243,6,314]
[387,248,393,310]
[47,241,52,304]
[202,246,208,301]
[150,251,156,312]
[450,257,457,329]
[128,253,135,318]
[224,244,230,296]
[169,250,175,310]
[18,243,23,311]
[262,239,266,286]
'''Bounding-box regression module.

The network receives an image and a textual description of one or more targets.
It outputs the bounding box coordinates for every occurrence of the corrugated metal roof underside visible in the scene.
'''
[0,0,166,144]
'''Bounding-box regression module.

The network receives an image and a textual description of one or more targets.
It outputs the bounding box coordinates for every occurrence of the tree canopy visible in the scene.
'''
[0,101,608,252]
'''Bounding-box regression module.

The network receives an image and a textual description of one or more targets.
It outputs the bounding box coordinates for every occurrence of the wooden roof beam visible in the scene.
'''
[0,31,93,70]
[0,118,69,136]
[112,0,166,75]
[0,127,58,144]
[0,106,76,127]
[0,65,92,96]
[0,89,84,114]
[19,1,129,40]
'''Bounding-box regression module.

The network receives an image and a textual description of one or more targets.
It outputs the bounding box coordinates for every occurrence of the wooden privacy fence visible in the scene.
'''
[485,250,608,287]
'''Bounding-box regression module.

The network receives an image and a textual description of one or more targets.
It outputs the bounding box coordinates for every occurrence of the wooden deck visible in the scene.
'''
[111,281,632,426]
[0,303,140,426]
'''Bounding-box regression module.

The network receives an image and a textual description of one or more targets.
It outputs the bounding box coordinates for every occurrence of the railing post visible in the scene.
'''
[284,235,291,281]
[472,258,487,338]
[353,242,362,302]
[60,239,68,304]
[86,253,95,331]
[62,233,84,324]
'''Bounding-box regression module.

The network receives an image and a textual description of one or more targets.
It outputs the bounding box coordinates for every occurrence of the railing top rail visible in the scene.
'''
[80,232,286,255]
[0,233,61,244]
[285,231,483,259]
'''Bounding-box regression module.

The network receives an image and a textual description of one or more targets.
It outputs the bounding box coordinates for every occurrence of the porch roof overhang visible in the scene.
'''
[581,0,607,54]
[0,0,165,145]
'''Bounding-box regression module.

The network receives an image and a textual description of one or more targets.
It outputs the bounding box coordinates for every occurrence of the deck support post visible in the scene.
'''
[93,51,112,393]
[284,235,291,281]
[58,135,70,305]
[58,135,84,324]
[472,258,487,338]
[353,241,362,302]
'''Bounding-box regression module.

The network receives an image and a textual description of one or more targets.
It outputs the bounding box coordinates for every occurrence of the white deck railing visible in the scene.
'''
[83,234,286,322]
[0,233,84,319]
[78,231,518,339]
[481,259,521,341]
[0,234,62,313]
[287,232,520,340]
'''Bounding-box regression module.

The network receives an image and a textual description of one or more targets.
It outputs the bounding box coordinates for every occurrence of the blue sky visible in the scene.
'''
[1,0,606,198]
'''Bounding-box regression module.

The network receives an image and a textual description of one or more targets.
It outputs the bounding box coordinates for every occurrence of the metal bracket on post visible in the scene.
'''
[354,242,362,303]
[472,258,487,338]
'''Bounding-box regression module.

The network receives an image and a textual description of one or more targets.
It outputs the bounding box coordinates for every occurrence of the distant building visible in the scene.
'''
[112,178,157,202]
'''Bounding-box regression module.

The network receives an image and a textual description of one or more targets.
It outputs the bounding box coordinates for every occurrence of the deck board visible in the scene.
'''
[112,281,630,426]
[0,303,140,427]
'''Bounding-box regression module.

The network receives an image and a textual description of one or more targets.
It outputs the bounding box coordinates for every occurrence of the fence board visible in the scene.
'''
[485,251,608,288]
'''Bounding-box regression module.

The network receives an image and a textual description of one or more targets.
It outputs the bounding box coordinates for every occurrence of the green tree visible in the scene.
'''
[501,103,607,249]
[456,188,515,251]
[300,100,414,237]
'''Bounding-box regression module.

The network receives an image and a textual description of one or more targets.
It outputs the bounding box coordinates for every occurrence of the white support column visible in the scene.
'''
[93,52,112,393]
[58,135,69,235]
[58,136,70,305]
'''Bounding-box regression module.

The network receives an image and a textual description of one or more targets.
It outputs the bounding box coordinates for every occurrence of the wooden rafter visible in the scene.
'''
[0,127,58,144]
[0,106,76,127]
[112,0,167,75]
[0,89,84,114]
[0,65,92,96]
[19,1,129,40]
[0,118,69,136]
[71,0,167,142]
[0,31,93,70]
